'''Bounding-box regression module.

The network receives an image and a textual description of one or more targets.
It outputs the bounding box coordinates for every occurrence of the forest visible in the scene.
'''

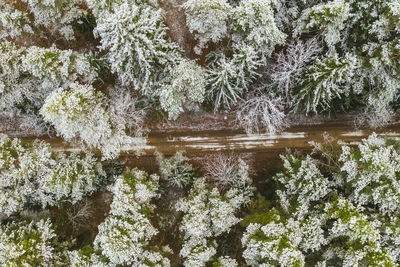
[1,0,400,266]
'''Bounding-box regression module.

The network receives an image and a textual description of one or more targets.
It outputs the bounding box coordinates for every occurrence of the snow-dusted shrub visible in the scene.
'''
[68,249,111,267]
[182,0,232,54]
[159,59,207,120]
[269,39,322,100]
[324,197,396,266]
[176,175,253,266]
[203,153,253,190]
[0,4,33,39]
[206,45,260,111]
[236,94,287,134]
[0,134,106,216]
[0,0,85,40]
[294,0,350,49]
[0,219,56,266]
[274,154,331,209]
[40,153,106,205]
[241,210,305,267]
[40,82,145,159]
[339,133,400,215]
[292,53,360,114]
[156,151,195,188]
[232,0,286,57]
[94,168,170,266]
[95,2,181,94]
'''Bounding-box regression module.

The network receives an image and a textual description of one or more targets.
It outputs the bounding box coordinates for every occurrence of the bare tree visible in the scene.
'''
[269,38,322,101]
[203,153,253,190]
[109,88,147,136]
[236,94,287,134]
[354,112,395,129]
[66,201,95,232]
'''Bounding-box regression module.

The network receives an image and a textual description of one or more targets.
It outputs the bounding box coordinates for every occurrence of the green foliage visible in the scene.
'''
[240,194,275,227]
[156,151,196,188]
[292,53,360,114]
[0,219,57,266]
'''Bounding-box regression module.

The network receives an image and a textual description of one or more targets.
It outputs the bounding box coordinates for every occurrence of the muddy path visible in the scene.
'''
[11,118,400,173]
[26,121,400,155]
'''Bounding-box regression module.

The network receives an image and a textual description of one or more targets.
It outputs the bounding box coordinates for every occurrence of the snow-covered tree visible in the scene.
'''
[213,256,238,267]
[203,154,253,191]
[342,0,400,47]
[241,210,305,267]
[361,40,400,116]
[176,160,254,266]
[182,0,232,54]
[94,2,181,94]
[294,0,350,49]
[156,151,195,188]
[0,134,106,216]
[68,248,111,267]
[292,53,360,114]
[40,152,106,205]
[0,4,33,39]
[252,133,400,266]
[0,219,57,266]
[339,133,400,215]
[269,39,322,101]
[108,88,147,136]
[323,197,396,266]
[206,45,260,111]
[94,168,170,266]
[159,59,207,120]
[40,82,145,159]
[0,41,96,111]
[0,0,85,40]
[232,0,286,58]
[0,41,29,109]
[22,45,96,86]
[0,134,53,216]
[274,154,331,210]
